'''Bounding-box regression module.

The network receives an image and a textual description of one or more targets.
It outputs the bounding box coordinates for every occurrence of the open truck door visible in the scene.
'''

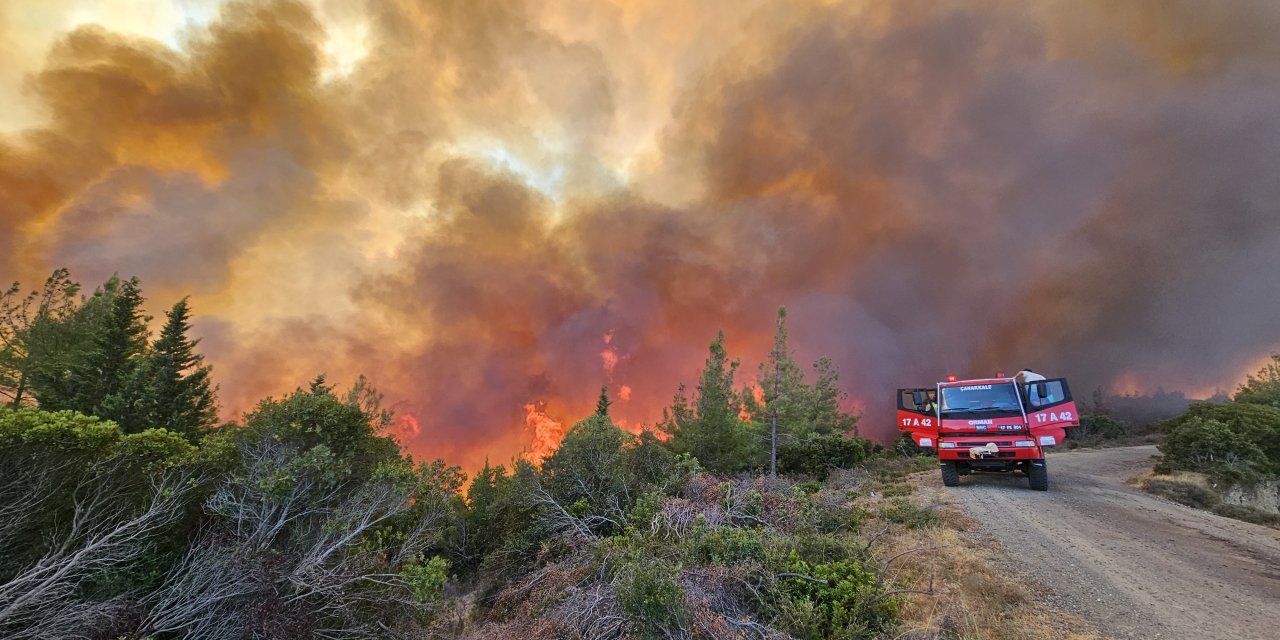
[897,388,938,448]
[1021,378,1079,448]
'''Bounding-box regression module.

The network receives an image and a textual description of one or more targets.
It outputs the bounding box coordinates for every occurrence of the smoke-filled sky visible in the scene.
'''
[4,0,1280,469]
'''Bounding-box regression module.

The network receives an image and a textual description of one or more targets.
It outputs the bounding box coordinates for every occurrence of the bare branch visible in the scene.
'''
[775,572,829,585]
[0,461,196,637]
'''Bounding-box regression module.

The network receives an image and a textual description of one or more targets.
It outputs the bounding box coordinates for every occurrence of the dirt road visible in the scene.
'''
[931,445,1280,639]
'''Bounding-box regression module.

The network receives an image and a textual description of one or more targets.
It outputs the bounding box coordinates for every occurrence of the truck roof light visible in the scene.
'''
[996,371,1005,378]
[946,375,957,382]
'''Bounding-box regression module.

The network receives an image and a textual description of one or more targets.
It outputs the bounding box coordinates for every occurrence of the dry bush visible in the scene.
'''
[825,466,874,493]
[683,473,722,504]
[486,553,593,623]
[653,497,724,539]
[0,461,198,639]
[681,564,789,640]
[466,548,631,640]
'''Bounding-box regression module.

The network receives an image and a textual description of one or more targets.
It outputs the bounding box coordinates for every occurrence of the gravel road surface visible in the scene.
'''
[929,445,1280,639]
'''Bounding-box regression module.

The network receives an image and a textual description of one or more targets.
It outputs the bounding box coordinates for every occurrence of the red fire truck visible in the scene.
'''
[897,375,1079,490]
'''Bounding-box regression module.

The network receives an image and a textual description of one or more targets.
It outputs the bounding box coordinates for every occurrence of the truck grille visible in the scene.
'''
[958,451,1017,459]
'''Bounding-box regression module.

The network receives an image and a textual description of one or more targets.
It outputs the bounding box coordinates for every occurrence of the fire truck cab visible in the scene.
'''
[897,376,1079,490]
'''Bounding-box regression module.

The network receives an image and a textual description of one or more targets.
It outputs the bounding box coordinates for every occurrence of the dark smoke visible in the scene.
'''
[3,0,1279,468]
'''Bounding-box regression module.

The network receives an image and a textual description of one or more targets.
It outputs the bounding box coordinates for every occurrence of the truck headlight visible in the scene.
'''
[1015,440,1035,447]
[938,442,956,449]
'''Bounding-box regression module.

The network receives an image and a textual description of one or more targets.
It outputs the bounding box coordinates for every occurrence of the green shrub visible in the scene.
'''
[401,555,451,602]
[0,407,120,454]
[692,526,765,565]
[770,550,893,639]
[1160,403,1280,474]
[1157,416,1269,478]
[866,455,936,483]
[880,498,941,529]
[805,494,861,534]
[779,435,873,480]
[614,555,689,638]
[627,489,666,530]
[1069,414,1131,441]
[845,506,873,534]
[874,483,913,497]
[891,431,927,457]
[771,533,869,566]
[1233,353,1280,408]
[118,427,197,469]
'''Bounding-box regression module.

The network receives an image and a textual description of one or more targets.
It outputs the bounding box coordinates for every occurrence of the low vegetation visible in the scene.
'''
[0,394,966,638]
[1063,413,1160,449]
[8,271,988,638]
[1155,402,1280,480]
[1141,355,1280,527]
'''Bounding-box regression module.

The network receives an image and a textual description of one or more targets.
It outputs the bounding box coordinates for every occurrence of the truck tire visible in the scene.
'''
[941,461,961,487]
[1028,460,1049,491]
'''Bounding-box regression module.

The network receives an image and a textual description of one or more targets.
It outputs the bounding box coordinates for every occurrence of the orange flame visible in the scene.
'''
[524,401,565,464]
[738,383,764,421]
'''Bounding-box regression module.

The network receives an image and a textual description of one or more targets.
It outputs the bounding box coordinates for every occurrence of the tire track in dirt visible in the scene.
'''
[921,445,1280,639]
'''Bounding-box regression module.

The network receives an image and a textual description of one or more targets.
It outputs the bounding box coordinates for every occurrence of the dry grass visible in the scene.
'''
[868,477,1105,640]
[1127,468,1212,490]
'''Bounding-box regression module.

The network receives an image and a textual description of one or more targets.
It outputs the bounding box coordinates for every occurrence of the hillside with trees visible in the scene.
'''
[0,271,978,639]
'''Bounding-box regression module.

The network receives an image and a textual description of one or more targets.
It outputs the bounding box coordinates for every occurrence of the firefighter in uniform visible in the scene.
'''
[920,389,938,414]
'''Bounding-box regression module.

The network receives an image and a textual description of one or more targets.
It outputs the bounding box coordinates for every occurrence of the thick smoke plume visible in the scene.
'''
[4,0,1280,469]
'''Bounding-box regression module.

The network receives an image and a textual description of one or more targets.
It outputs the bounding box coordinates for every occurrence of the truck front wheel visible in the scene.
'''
[941,461,961,487]
[1028,460,1049,491]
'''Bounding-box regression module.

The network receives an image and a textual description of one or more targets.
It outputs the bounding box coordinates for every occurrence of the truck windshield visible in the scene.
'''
[939,383,1021,416]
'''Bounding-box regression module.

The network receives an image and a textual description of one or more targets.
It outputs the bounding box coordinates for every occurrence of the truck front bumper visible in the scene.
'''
[936,436,1044,462]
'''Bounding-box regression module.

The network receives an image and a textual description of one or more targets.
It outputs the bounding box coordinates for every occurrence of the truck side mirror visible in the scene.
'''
[913,390,927,407]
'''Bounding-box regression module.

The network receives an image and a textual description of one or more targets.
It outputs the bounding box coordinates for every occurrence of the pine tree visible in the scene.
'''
[465,460,507,561]
[67,277,149,424]
[309,374,332,395]
[658,383,693,440]
[596,385,612,417]
[671,331,752,472]
[759,307,806,476]
[135,298,217,437]
[809,356,859,436]
[696,331,738,430]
